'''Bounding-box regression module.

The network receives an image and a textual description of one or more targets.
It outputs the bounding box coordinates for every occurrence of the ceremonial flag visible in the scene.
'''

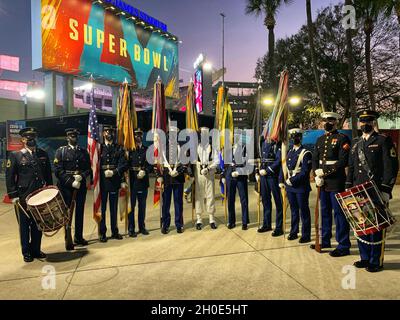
[263,71,290,234]
[87,85,102,223]
[152,78,167,208]
[185,81,199,132]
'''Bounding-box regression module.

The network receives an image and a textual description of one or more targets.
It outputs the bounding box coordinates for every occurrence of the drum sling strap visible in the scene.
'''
[286,149,307,178]
[356,140,374,180]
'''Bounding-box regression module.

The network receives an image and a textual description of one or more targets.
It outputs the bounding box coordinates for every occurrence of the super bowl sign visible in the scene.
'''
[31,0,179,98]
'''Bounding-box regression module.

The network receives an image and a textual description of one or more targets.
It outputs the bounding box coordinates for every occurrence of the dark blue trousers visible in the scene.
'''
[100,190,119,236]
[129,189,148,233]
[61,186,87,240]
[358,230,386,267]
[227,176,249,225]
[19,205,42,257]
[320,190,351,250]
[260,176,283,230]
[287,191,311,238]
[162,184,184,229]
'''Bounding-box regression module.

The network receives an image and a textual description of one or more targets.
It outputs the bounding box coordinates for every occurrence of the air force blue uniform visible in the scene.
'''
[224,145,250,227]
[281,146,312,240]
[259,141,283,231]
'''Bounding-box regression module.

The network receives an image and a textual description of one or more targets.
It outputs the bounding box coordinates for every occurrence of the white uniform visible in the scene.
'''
[195,144,218,224]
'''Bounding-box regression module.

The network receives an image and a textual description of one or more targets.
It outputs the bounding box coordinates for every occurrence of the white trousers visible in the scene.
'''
[194,165,216,224]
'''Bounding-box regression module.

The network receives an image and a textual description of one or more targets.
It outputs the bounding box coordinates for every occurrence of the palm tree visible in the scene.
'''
[245,0,293,92]
[306,0,327,112]
[345,0,357,137]
[354,0,386,111]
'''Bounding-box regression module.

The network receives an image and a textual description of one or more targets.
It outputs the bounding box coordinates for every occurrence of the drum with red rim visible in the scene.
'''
[335,181,396,237]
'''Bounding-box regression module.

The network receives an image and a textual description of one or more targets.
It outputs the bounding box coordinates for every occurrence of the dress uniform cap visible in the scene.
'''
[321,112,340,120]
[134,128,144,136]
[19,127,38,137]
[103,125,116,132]
[356,109,379,121]
[65,128,80,135]
[289,128,303,135]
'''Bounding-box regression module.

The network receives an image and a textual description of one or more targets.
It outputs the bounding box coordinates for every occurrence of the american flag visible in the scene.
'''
[87,87,102,223]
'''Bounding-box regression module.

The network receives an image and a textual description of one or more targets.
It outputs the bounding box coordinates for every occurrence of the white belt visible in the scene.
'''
[319,160,338,165]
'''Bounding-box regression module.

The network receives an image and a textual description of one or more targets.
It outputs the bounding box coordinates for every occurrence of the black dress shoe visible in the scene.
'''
[23,254,34,263]
[111,234,123,240]
[177,228,184,234]
[329,248,350,257]
[129,232,137,238]
[74,238,89,246]
[210,223,218,230]
[287,234,298,241]
[196,223,202,231]
[227,223,236,229]
[299,237,311,244]
[272,229,284,237]
[354,260,369,269]
[242,224,248,230]
[310,244,332,250]
[140,229,150,236]
[366,265,383,273]
[258,226,272,233]
[99,235,108,243]
[66,243,75,251]
[33,251,47,259]
[161,228,169,235]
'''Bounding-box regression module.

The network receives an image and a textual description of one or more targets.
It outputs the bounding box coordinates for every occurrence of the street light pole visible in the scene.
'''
[220,13,225,87]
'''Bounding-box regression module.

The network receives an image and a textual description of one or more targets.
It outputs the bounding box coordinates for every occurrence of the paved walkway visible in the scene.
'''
[0,178,399,300]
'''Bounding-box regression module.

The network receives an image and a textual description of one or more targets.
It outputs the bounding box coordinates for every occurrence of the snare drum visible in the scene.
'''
[335,181,396,237]
[26,186,70,234]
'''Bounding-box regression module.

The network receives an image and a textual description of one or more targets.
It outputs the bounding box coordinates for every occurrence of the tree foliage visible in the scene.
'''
[255,4,400,127]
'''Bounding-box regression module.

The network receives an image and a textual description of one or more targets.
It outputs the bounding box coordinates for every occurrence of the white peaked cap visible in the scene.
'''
[321,112,340,120]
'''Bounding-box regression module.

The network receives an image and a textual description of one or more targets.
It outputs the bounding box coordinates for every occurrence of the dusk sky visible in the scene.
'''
[0,0,341,85]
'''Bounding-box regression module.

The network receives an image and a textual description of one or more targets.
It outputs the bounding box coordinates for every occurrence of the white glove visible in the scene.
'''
[315,176,324,187]
[201,168,209,176]
[157,177,164,184]
[73,175,83,182]
[315,169,324,177]
[105,170,114,178]
[138,170,146,179]
[255,174,260,183]
[72,181,81,190]
[260,169,267,176]
[12,197,20,204]
[121,182,128,190]
[286,178,293,187]
[232,171,239,178]
[279,183,285,189]
[381,192,390,204]
[221,178,226,185]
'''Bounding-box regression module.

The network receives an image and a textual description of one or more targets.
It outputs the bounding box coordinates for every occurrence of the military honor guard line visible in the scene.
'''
[5,109,399,273]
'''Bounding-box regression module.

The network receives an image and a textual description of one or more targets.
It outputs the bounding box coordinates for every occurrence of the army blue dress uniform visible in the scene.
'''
[280,129,312,242]
[6,128,53,262]
[224,144,250,230]
[99,126,128,242]
[54,129,91,246]
[346,110,399,272]
[128,129,152,237]
[257,140,283,236]
[159,140,190,234]
[312,112,351,256]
